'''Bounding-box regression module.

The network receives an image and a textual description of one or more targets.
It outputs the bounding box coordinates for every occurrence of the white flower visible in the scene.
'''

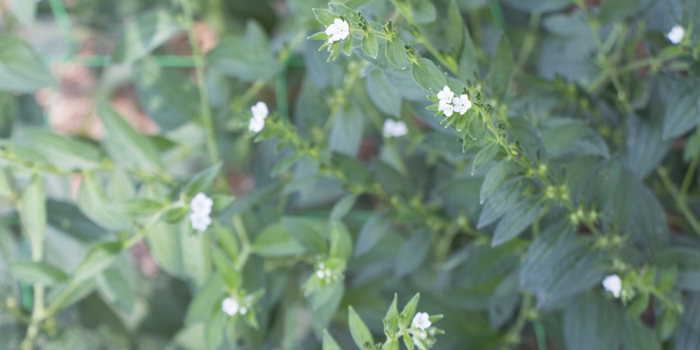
[222,297,239,316]
[452,94,472,115]
[316,270,326,279]
[602,274,622,298]
[667,25,685,44]
[325,18,349,43]
[190,212,212,232]
[383,119,408,138]
[190,192,213,216]
[249,116,265,133]
[436,86,454,105]
[239,307,248,315]
[438,100,454,117]
[412,312,431,330]
[251,101,268,121]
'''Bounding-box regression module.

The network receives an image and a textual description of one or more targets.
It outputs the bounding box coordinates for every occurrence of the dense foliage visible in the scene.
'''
[0,0,698,349]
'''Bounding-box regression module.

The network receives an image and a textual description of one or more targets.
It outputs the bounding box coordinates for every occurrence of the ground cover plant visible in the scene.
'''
[0,0,698,349]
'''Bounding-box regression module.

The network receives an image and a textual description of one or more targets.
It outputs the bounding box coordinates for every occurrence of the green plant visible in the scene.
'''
[0,0,698,349]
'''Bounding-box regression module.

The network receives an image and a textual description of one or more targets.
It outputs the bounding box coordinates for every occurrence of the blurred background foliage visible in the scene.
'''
[0,0,698,349]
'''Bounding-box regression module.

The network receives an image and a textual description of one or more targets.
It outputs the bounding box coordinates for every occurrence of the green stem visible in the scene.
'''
[658,167,700,237]
[180,0,220,166]
[679,152,699,202]
[233,215,251,271]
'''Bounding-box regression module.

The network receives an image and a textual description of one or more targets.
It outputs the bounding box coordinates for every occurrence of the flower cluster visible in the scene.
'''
[436,86,471,117]
[222,297,248,317]
[602,274,622,298]
[667,25,685,44]
[249,101,269,133]
[411,312,439,350]
[325,18,349,43]
[189,192,213,231]
[313,261,342,284]
[382,119,408,138]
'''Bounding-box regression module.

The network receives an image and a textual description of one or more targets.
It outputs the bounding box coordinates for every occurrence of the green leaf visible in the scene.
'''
[329,220,353,260]
[366,68,402,117]
[383,339,399,350]
[308,32,330,41]
[399,293,420,329]
[20,172,45,245]
[492,196,542,246]
[78,172,131,231]
[97,101,161,174]
[73,242,123,282]
[489,35,514,100]
[564,292,623,350]
[329,104,365,157]
[134,59,198,131]
[251,223,306,257]
[660,76,700,140]
[208,20,281,82]
[9,261,67,284]
[480,160,518,204]
[520,221,605,308]
[467,109,486,140]
[281,216,328,255]
[313,8,337,26]
[508,117,548,164]
[212,248,241,291]
[488,273,520,329]
[328,4,360,23]
[383,294,400,334]
[46,200,107,242]
[361,33,379,58]
[411,57,447,92]
[183,164,222,199]
[323,330,343,350]
[25,131,102,171]
[355,211,393,256]
[327,40,343,62]
[395,229,431,277]
[8,0,37,26]
[95,268,134,313]
[342,35,354,56]
[598,0,641,24]
[542,118,609,158]
[385,37,408,69]
[472,143,500,175]
[458,26,479,81]
[271,153,304,177]
[627,293,649,319]
[111,10,183,63]
[185,274,224,324]
[348,306,374,349]
[446,0,464,55]
[0,34,54,93]
[205,304,227,349]
[330,194,359,221]
[478,177,525,228]
[412,0,437,23]
[675,292,699,350]
[213,224,239,262]
[107,170,135,201]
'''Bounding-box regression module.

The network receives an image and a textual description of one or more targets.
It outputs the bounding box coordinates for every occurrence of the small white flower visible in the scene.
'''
[316,270,326,279]
[325,18,349,43]
[667,25,685,44]
[452,94,472,115]
[190,192,213,216]
[439,100,454,117]
[249,116,265,133]
[383,119,408,138]
[251,101,269,121]
[412,312,431,330]
[222,297,239,316]
[602,274,622,298]
[239,307,248,315]
[189,212,212,232]
[436,86,454,104]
